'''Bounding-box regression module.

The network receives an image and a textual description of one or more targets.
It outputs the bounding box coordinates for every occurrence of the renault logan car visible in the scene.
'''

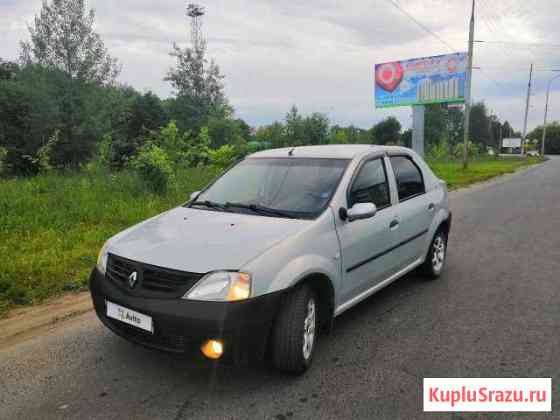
[90,145,451,373]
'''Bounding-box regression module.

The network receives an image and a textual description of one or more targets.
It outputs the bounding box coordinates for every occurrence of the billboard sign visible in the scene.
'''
[502,138,522,148]
[375,52,467,108]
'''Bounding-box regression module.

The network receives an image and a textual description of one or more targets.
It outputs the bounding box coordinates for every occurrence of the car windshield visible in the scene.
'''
[193,158,350,218]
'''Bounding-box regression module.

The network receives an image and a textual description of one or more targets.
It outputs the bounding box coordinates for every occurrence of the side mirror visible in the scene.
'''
[347,202,377,222]
[190,191,201,201]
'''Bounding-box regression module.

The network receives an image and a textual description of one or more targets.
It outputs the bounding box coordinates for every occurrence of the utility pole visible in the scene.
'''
[499,124,503,153]
[542,73,560,156]
[463,0,475,169]
[521,63,533,156]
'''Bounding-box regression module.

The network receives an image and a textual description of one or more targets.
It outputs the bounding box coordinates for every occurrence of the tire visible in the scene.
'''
[421,229,447,279]
[271,285,318,374]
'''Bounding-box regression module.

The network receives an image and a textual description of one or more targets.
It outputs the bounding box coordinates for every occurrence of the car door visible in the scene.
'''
[388,155,435,266]
[336,156,401,305]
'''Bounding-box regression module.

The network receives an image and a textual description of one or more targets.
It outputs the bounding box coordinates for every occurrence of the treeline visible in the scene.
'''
[3,0,553,182]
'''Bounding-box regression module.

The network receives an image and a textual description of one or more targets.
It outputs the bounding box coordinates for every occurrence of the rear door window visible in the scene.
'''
[390,156,425,201]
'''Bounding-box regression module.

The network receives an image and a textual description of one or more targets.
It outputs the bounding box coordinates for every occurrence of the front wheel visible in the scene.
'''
[421,230,447,279]
[271,286,317,374]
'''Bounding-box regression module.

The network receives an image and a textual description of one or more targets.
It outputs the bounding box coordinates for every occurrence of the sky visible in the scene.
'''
[2,0,560,132]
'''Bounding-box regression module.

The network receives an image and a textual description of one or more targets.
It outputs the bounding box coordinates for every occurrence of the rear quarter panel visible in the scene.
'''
[421,180,450,261]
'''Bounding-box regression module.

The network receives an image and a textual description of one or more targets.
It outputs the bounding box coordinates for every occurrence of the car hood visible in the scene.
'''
[107,207,310,273]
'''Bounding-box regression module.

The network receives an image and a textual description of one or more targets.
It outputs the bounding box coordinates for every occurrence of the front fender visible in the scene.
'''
[267,254,339,294]
[241,208,342,299]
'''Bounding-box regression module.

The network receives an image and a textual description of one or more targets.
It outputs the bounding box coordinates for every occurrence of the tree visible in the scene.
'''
[401,129,412,148]
[371,117,401,145]
[207,117,246,149]
[0,59,18,81]
[0,64,64,174]
[20,0,119,85]
[104,88,169,167]
[469,102,491,148]
[302,113,329,145]
[502,121,514,139]
[488,114,501,151]
[425,104,448,150]
[255,122,285,149]
[235,119,253,142]
[127,92,167,141]
[165,8,229,132]
[528,122,560,154]
[328,127,349,144]
[284,106,305,146]
[19,0,121,167]
[448,107,464,146]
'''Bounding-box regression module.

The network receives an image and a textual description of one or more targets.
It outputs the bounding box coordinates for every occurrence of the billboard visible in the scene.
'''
[375,52,467,108]
[502,138,522,148]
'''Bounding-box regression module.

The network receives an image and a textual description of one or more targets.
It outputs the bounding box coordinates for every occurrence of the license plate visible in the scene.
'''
[106,301,153,333]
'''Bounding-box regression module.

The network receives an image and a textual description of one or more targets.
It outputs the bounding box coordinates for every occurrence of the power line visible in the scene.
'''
[383,0,457,52]
[475,40,560,49]
[383,0,527,108]
[476,0,540,62]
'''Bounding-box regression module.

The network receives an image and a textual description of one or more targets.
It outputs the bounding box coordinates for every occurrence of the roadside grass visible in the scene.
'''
[0,156,543,317]
[428,156,542,190]
[0,167,219,317]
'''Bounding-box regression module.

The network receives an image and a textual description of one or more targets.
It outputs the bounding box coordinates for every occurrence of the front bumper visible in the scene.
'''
[89,268,283,363]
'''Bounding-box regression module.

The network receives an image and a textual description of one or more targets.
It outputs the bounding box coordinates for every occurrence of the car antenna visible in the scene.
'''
[288,147,295,156]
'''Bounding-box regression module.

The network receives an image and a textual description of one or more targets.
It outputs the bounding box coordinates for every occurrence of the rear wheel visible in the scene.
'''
[421,230,447,279]
[272,285,317,374]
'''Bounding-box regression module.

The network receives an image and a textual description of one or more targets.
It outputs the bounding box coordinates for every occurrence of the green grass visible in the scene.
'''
[0,157,542,317]
[0,167,219,316]
[428,156,542,190]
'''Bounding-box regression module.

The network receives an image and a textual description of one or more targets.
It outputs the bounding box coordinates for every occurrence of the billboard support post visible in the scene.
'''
[412,105,425,157]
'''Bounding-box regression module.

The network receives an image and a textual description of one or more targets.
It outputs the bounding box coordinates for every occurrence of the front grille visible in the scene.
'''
[106,254,204,298]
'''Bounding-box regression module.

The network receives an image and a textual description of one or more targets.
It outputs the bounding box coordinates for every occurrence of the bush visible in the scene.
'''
[149,121,210,167]
[130,144,174,194]
[21,129,60,174]
[208,144,238,169]
[185,126,211,167]
[88,133,113,173]
[428,137,450,161]
[453,141,480,160]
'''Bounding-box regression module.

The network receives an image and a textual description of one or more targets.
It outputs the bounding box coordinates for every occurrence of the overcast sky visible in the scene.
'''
[2,0,560,131]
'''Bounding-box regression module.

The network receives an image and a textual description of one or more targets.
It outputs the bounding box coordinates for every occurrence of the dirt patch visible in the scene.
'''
[0,292,92,350]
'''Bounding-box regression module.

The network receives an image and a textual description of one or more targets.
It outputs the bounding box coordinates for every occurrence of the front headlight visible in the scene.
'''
[183,271,251,301]
[96,241,110,275]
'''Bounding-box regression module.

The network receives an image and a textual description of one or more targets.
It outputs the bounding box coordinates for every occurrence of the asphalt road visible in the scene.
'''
[1,158,559,420]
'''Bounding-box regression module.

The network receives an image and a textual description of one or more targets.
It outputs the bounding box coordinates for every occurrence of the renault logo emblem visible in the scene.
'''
[128,271,138,289]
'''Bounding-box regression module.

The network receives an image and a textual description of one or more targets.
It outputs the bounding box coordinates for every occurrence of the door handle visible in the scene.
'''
[389,219,399,230]
[428,203,435,211]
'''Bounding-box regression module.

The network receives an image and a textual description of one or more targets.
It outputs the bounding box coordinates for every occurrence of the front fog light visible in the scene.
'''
[184,272,251,301]
[201,339,224,359]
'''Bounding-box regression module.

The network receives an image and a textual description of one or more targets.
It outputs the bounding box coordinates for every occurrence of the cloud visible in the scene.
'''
[1,0,559,131]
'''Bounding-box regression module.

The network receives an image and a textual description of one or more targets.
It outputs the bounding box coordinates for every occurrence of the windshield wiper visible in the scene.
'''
[224,202,297,219]
[190,200,228,211]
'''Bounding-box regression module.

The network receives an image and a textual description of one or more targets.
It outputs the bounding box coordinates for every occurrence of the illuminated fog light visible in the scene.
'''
[201,339,224,359]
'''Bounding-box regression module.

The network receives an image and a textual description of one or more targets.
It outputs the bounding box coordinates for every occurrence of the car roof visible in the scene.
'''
[248,145,414,160]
